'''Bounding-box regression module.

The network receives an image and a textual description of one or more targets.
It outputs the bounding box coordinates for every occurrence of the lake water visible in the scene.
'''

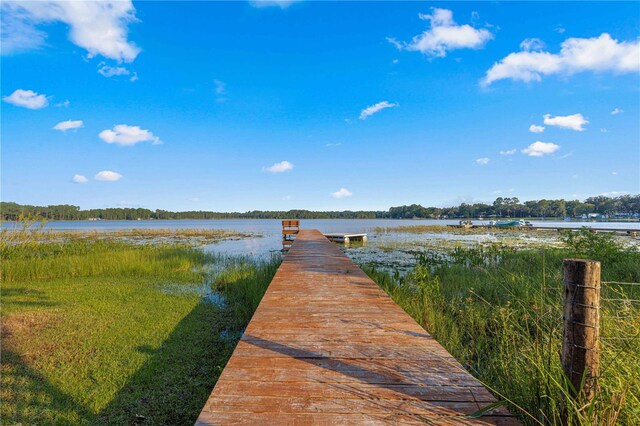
[10,219,639,260]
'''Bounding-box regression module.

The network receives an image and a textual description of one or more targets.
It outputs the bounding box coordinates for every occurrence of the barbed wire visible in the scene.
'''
[600,336,638,341]
[544,282,640,291]
[602,281,640,286]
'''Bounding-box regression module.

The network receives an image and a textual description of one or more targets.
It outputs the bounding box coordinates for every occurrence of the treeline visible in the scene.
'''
[388,195,640,219]
[1,195,638,221]
[0,203,384,221]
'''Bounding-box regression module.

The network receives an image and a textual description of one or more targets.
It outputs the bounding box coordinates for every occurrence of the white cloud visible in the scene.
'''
[282,195,292,200]
[55,99,70,108]
[3,89,48,109]
[554,25,566,34]
[612,171,618,175]
[99,124,161,146]
[557,151,573,160]
[521,141,560,157]
[264,160,293,173]
[249,0,301,8]
[331,188,353,199]
[499,149,516,155]
[326,143,342,147]
[95,170,123,181]
[529,124,545,133]
[98,64,130,77]
[611,108,623,115]
[0,6,47,54]
[359,101,397,120]
[390,8,493,58]
[520,38,545,51]
[475,157,490,165]
[53,120,83,132]
[543,113,588,131]
[213,79,226,102]
[386,37,403,50]
[1,1,140,62]
[214,79,226,95]
[482,33,640,86]
[129,72,138,82]
[600,128,608,133]
[71,174,87,184]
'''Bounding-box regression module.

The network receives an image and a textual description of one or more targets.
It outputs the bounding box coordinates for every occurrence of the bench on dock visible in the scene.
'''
[281,220,300,251]
[196,230,519,424]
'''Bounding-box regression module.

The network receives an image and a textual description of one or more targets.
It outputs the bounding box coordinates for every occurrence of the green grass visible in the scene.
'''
[363,229,640,425]
[1,230,279,425]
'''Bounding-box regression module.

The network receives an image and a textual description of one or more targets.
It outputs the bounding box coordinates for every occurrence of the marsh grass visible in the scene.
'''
[1,223,279,425]
[363,229,640,425]
[62,228,253,244]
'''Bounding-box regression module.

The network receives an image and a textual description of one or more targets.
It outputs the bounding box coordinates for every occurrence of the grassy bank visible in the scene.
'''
[363,230,640,425]
[1,230,279,425]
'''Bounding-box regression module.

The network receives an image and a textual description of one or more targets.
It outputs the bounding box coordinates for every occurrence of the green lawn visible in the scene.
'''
[1,235,278,425]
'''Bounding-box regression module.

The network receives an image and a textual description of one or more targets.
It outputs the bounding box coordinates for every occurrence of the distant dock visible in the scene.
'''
[323,232,368,243]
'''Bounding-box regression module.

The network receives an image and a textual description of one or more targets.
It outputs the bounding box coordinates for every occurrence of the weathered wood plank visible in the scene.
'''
[198,411,521,425]
[196,230,519,425]
[211,381,496,402]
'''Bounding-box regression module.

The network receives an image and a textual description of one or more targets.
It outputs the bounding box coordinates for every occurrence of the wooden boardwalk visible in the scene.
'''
[196,230,519,425]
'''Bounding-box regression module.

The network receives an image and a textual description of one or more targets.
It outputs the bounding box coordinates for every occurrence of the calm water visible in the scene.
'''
[8,218,639,259]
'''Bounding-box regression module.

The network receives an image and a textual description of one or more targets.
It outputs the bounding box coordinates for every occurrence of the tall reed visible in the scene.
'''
[364,230,640,425]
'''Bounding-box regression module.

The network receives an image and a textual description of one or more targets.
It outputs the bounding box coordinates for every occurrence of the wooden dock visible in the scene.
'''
[196,230,518,425]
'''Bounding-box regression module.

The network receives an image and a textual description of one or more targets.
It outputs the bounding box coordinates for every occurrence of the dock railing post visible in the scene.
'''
[561,259,601,407]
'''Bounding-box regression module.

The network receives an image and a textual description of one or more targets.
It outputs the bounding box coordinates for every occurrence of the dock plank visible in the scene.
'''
[196,230,519,425]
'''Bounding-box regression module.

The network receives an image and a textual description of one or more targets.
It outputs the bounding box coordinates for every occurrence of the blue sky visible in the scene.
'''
[2,1,639,211]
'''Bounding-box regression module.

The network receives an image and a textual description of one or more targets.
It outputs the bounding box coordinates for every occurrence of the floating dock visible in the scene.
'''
[323,232,368,243]
[196,230,518,425]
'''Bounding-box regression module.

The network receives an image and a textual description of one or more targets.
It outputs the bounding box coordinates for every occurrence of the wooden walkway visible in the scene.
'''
[196,230,519,425]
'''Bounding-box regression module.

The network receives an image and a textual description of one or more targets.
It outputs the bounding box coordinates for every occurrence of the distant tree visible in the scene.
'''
[2,195,638,221]
[493,197,504,217]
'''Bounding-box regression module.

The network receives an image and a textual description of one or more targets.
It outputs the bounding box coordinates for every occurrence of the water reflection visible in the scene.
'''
[159,283,227,308]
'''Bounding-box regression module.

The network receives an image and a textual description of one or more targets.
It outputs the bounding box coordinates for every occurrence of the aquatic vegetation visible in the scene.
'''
[1,224,253,248]
[363,233,640,425]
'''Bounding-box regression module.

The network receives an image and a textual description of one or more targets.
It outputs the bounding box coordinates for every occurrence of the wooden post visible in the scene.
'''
[561,259,601,402]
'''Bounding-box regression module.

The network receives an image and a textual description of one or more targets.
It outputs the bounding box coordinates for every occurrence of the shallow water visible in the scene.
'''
[8,218,638,270]
[159,283,227,308]
[10,218,639,233]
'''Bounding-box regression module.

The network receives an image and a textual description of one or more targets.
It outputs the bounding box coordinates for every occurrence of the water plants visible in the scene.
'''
[362,231,640,425]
